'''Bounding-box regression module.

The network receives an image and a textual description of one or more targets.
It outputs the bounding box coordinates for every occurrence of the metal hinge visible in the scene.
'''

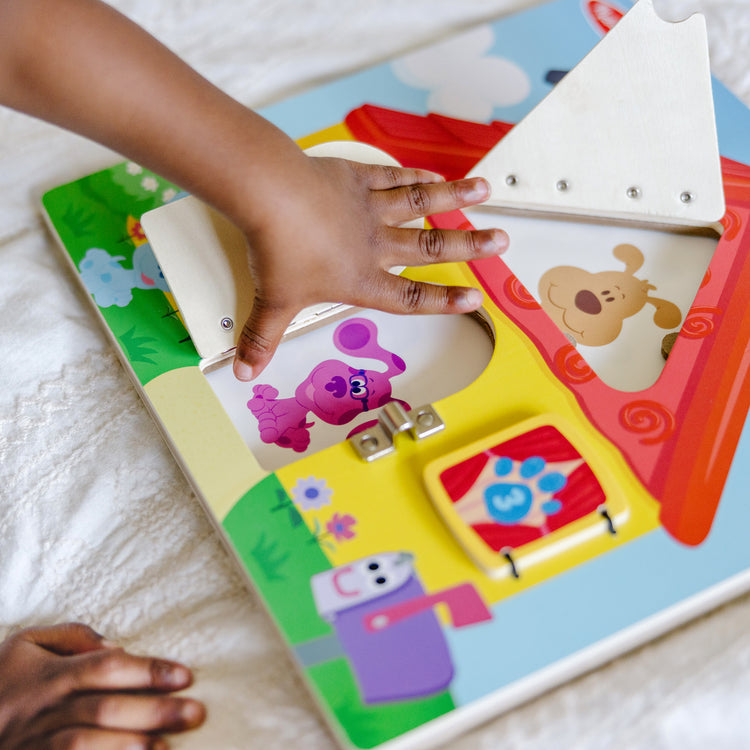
[349,402,445,461]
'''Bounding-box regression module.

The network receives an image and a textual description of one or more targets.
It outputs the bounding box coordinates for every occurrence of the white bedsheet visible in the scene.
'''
[1,1,749,748]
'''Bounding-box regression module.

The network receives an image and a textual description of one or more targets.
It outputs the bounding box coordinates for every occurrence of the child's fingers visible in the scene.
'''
[64,648,194,693]
[33,693,205,736]
[372,273,484,316]
[233,297,295,381]
[383,226,508,267]
[375,176,491,224]
[34,727,167,750]
[20,622,112,656]
[357,161,445,190]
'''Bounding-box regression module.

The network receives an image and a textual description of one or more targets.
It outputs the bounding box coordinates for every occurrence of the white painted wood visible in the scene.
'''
[467,0,725,230]
[141,141,418,361]
[141,196,251,360]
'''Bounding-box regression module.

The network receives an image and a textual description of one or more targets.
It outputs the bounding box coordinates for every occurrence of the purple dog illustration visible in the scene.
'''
[248,318,409,452]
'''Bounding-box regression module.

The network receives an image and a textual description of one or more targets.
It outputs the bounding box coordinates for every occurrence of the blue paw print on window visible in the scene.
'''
[483,456,567,525]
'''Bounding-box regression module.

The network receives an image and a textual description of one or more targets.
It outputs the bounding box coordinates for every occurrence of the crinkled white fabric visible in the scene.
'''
[1,1,749,748]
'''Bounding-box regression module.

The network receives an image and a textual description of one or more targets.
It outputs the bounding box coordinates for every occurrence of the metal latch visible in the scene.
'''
[349,402,445,461]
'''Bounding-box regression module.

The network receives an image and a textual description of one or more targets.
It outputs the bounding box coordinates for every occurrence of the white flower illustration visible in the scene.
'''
[291,476,333,511]
[126,162,143,175]
[141,176,159,192]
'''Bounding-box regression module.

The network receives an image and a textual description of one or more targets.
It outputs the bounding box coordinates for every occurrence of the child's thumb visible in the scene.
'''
[233,299,293,381]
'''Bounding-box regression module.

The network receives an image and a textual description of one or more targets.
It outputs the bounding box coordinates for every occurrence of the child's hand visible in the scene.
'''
[0,623,205,750]
[232,157,507,380]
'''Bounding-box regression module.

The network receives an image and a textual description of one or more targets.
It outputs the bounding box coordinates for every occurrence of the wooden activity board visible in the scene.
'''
[42,1,750,748]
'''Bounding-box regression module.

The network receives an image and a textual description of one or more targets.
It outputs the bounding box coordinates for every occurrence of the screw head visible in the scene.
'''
[505,174,518,186]
[626,186,641,199]
[556,179,569,192]
[220,317,234,331]
[680,191,694,204]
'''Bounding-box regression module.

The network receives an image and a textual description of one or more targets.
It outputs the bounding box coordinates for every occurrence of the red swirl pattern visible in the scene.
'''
[681,306,721,339]
[553,344,596,384]
[720,209,741,241]
[504,276,540,310]
[699,267,711,289]
[620,400,676,444]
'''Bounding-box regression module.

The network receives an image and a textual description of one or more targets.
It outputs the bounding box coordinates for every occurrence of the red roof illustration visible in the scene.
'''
[346,104,512,181]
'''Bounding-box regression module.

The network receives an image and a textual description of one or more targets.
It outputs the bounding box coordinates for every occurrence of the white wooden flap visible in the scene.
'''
[467,0,725,229]
[141,142,417,362]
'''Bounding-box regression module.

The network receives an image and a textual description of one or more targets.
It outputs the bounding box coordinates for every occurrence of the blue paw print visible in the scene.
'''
[483,456,566,525]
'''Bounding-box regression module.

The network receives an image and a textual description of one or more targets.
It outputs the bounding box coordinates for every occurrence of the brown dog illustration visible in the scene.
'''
[538,244,682,346]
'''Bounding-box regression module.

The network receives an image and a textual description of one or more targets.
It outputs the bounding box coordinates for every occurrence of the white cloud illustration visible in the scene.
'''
[392,25,530,121]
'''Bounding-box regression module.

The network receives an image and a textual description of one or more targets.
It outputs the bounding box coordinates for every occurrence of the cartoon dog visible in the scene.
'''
[538,243,682,346]
[248,317,408,452]
[79,243,169,308]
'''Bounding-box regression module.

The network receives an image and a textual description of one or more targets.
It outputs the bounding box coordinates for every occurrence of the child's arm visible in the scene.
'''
[0,0,507,380]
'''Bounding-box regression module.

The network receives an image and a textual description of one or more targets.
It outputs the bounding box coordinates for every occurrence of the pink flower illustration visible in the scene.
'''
[326,513,357,542]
